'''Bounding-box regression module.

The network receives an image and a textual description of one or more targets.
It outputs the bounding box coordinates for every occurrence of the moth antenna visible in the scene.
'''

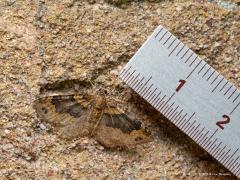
[88,80,95,89]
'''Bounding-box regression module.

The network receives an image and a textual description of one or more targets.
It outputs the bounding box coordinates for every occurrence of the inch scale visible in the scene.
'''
[119,25,240,177]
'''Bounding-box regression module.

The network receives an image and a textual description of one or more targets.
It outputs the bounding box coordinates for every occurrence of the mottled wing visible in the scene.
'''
[33,94,93,139]
[94,106,151,148]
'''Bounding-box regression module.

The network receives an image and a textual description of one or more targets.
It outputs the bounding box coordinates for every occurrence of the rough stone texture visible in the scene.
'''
[0,0,239,179]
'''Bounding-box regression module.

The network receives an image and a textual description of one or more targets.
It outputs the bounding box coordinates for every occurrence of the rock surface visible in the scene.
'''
[0,0,239,179]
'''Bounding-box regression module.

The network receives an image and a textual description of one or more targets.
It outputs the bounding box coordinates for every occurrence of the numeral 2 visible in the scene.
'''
[216,115,230,130]
[176,80,186,92]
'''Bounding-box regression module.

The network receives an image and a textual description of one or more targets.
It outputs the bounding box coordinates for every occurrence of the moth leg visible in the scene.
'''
[90,110,104,136]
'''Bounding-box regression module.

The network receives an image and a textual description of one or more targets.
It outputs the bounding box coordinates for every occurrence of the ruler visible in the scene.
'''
[119,25,240,177]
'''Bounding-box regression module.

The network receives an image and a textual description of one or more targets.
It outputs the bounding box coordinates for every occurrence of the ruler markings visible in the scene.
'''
[163,34,172,45]
[191,127,200,140]
[233,92,240,103]
[172,109,182,121]
[207,139,216,152]
[120,25,240,177]
[212,142,222,156]
[182,122,191,132]
[219,81,228,92]
[129,73,140,86]
[180,48,190,59]
[234,164,240,174]
[186,120,198,139]
[216,148,225,161]
[156,95,166,110]
[188,123,200,137]
[222,149,231,163]
[148,88,157,100]
[183,121,193,134]
[167,106,175,118]
[138,77,152,94]
[120,67,240,176]
[229,156,239,170]
[166,107,174,118]
[159,100,167,112]
[126,70,136,83]
[172,109,180,121]
[167,38,177,49]
[206,138,217,151]
[159,31,168,41]
[154,94,164,108]
[178,117,187,129]
[229,157,239,170]
[123,71,131,82]
[216,145,227,159]
[171,110,180,122]
[164,99,175,114]
[125,70,135,83]
[141,82,152,96]
[175,112,187,125]
[199,131,209,145]
[226,149,239,166]
[169,41,181,56]
[127,74,136,85]
[230,102,240,115]
[202,66,211,79]
[210,74,220,85]
[185,123,194,136]
[173,111,182,121]
[224,85,233,96]
[189,56,198,67]
[198,62,207,74]
[180,112,195,130]
[135,82,143,92]
[165,103,175,117]
[121,66,132,79]
[214,143,224,158]
[195,127,205,142]
[132,76,144,90]
[212,77,224,92]
[142,84,153,98]
[162,101,172,114]
[200,134,210,147]
[147,91,156,103]
[202,129,218,148]
[210,140,219,154]
[151,92,161,105]
[176,44,185,56]
[206,70,215,81]
[146,87,157,101]
[228,89,237,100]
[220,149,231,162]
[184,52,194,63]
[154,28,163,38]
[232,163,239,173]
[186,59,202,79]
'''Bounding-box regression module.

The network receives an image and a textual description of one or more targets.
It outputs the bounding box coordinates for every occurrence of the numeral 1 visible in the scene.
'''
[176,80,186,92]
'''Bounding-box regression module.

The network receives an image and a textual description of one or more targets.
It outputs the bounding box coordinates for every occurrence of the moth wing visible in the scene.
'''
[33,95,92,139]
[94,107,151,148]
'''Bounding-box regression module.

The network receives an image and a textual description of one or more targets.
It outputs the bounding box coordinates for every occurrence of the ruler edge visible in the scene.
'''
[119,24,240,177]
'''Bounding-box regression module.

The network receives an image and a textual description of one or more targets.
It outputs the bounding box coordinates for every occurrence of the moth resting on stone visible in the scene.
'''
[33,93,151,148]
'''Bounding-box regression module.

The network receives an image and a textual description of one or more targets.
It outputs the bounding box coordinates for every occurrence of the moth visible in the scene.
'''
[33,92,151,148]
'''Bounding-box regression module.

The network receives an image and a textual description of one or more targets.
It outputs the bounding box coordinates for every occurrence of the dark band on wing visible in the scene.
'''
[101,113,141,133]
[51,95,84,118]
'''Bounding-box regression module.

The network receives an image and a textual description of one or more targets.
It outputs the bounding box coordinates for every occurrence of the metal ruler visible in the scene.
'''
[119,25,240,177]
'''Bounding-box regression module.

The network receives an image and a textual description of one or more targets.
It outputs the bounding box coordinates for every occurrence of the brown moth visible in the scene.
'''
[33,93,151,148]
